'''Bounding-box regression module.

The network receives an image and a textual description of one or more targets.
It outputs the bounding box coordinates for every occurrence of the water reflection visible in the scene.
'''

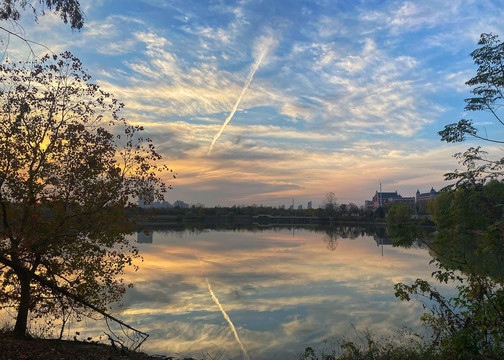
[430,230,504,282]
[137,229,153,243]
[106,225,446,359]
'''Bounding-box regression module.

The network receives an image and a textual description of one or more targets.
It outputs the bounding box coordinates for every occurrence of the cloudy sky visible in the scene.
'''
[4,0,504,207]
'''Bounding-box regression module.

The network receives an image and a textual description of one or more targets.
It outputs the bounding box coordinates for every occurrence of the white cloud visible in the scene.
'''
[362,1,463,33]
[358,0,504,50]
[442,70,474,92]
[283,37,434,137]
[193,26,232,44]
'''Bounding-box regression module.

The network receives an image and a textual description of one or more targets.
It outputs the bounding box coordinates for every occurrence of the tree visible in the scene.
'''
[392,34,504,359]
[322,192,338,219]
[429,180,504,279]
[439,33,504,188]
[374,206,386,219]
[386,202,412,225]
[0,52,170,338]
[0,0,84,29]
[393,182,504,358]
[347,203,359,216]
[0,0,84,56]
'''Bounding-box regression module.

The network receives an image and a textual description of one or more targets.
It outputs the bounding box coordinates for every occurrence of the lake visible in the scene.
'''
[79,225,452,359]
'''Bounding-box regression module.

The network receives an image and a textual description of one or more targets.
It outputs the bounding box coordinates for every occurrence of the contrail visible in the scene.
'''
[206,278,249,360]
[207,46,268,155]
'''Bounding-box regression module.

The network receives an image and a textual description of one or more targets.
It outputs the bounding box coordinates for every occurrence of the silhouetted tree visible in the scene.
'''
[0,0,83,29]
[322,192,338,220]
[439,33,504,187]
[0,52,170,338]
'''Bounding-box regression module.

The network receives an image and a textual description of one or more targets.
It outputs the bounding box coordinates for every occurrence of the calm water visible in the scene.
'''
[81,225,451,359]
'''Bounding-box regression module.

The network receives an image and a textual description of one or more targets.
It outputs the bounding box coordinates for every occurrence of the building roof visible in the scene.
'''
[375,191,401,198]
[416,188,439,198]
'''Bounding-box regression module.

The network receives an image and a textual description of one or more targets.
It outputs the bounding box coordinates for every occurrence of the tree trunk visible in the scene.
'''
[13,271,31,338]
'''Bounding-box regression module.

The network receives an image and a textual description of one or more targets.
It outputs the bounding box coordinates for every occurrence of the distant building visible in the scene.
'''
[280,205,285,209]
[416,188,439,213]
[149,201,173,209]
[307,201,312,209]
[289,204,294,210]
[365,186,439,214]
[138,189,173,209]
[372,191,402,207]
[174,200,189,208]
[416,187,438,203]
[365,200,375,211]
[392,196,416,211]
[298,204,303,210]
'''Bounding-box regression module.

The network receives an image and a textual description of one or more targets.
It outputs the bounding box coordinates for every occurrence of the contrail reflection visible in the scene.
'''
[206,278,249,360]
[207,46,268,155]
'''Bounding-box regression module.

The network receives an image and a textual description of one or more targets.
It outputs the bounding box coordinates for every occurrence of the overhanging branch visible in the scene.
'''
[0,25,53,55]
[0,253,149,349]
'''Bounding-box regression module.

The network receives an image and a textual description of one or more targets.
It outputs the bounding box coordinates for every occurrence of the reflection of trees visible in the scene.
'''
[393,180,504,357]
[426,181,504,281]
[321,225,384,251]
[323,228,338,251]
[387,182,504,280]
[136,223,391,250]
[138,223,256,235]
[394,224,504,357]
[386,222,434,249]
[429,233,504,282]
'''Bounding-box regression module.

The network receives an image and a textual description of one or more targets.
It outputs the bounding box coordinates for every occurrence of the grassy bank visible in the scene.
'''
[0,331,171,360]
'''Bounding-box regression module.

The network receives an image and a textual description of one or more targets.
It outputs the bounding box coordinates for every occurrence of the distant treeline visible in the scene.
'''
[131,204,388,224]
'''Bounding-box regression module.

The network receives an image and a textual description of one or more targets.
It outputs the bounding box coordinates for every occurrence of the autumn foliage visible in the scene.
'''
[0,52,170,337]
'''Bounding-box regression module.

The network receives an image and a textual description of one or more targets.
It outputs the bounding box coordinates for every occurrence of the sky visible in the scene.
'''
[3,0,504,207]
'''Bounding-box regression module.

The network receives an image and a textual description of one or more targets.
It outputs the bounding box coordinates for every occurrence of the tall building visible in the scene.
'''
[138,189,154,207]
[138,190,173,209]
[307,201,312,209]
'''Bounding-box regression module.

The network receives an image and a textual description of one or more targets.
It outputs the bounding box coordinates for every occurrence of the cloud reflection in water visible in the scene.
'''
[112,226,446,359]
